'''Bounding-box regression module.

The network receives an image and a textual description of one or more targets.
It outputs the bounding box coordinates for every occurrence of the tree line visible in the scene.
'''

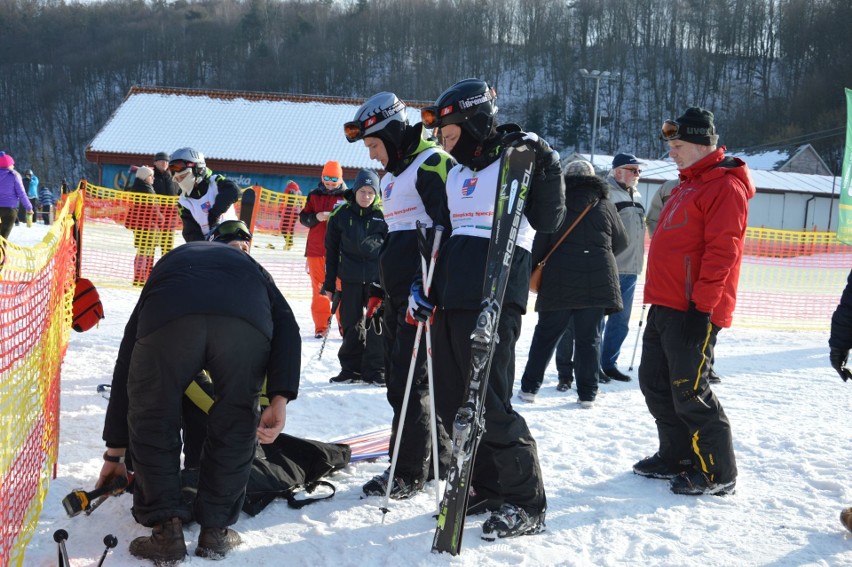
[0,0,848,187]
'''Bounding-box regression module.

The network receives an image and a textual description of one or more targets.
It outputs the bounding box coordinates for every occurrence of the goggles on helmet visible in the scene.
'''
[209,220,252,243]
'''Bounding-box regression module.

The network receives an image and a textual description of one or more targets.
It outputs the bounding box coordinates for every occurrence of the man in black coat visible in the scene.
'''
[96,220,301,563]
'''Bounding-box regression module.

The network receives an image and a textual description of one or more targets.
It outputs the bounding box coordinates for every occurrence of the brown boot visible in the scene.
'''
[195,526,242,559]
[129,517,186,564]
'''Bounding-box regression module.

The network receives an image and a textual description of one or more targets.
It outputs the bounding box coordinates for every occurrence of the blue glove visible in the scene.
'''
[406,280,435,325]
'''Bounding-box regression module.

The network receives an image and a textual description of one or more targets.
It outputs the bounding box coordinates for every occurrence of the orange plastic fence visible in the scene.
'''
[77,181,849,330]
[0,191,79,565]
[79,181,313,298]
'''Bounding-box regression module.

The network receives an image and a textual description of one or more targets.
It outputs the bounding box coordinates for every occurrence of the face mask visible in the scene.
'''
[174,170,196,196]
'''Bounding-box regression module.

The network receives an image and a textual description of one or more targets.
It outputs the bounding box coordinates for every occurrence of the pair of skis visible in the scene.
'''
[431,144,535,555]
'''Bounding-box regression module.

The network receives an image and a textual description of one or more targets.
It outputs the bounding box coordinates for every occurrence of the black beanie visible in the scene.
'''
[674,107,719,146]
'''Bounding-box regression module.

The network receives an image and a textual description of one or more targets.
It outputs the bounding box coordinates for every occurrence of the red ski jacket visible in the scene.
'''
[644,147,755,328]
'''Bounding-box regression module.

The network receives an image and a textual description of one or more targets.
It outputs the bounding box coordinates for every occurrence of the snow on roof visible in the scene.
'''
[727,149,790,171]
[567,152,840,196]
[87,88,422,170]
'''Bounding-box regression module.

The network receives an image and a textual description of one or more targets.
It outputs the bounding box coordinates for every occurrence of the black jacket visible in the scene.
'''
[324,190,387,288]
[103,242,301,447]
[433,125,567,312]
[830,269,852,350]
[532,174,628,313]
[153,168,179,197]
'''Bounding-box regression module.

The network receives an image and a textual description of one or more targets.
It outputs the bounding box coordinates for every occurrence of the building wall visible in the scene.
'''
[640,182,839,232]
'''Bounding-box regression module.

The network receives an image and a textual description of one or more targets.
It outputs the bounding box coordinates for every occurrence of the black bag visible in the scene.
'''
[241,434,351,516]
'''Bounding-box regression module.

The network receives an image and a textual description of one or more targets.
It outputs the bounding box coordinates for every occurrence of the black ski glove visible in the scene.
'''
[830,346,852,382]
[683,302,711,349]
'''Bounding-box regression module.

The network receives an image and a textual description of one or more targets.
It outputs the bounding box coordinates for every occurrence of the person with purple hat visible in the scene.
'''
[0,152,33,239]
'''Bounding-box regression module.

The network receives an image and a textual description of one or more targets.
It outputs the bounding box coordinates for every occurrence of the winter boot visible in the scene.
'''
[516,390,536,403]
[633,453,693,480]
[481,503,545,541]
[361,468,420,499]
[195,526,242,559]
[670,470,736,496]
[602,367,632,382]
[329,370,364,384]
[128,517,187,564]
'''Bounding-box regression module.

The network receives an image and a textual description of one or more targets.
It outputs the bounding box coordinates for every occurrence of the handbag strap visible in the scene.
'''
[537,199,598,266]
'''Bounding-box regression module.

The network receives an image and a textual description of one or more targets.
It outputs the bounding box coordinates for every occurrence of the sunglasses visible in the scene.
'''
[622,167,642,174]
[323,176,340,183]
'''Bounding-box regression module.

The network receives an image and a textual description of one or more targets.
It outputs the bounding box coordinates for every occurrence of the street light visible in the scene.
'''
[579,68,620,168]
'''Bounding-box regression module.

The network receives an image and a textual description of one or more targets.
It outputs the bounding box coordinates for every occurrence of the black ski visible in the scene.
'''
[432,144,535,555]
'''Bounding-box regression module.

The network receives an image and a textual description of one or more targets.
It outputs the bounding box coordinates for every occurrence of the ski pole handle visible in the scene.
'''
[97,534,118,567]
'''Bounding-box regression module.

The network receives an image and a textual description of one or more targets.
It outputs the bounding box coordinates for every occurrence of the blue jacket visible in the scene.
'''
[25,174,39,199]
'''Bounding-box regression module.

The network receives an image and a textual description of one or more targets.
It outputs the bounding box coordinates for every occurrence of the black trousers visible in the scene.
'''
[432,306,547,516]
[127,314,270,528]
[381,292,450,484]
[638,305,737,483]
[0,207,17,239]
[337,282,383,379]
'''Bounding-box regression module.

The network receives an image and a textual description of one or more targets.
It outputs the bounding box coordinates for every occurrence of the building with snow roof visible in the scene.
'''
[561,152,841,232]
[85,86,424,193]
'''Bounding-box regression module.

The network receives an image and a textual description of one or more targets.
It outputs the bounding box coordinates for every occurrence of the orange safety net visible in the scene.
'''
[78,180,849,330]
[0,191,78,566]
[79,181,313,297]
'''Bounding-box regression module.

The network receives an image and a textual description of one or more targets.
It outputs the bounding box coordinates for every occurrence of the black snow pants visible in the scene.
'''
[638,305,737,483]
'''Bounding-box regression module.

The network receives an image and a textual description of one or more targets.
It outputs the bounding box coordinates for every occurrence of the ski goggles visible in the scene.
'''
[659,120,682,141]
[209,220,252,243]
[322,175,340,183]
[420,106,440,129]
[167,160,195,173]
[344,119,371,142]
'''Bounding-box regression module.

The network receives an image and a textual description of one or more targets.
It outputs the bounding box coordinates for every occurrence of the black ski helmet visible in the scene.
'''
[422,79,498,142]
[344,92,409,150]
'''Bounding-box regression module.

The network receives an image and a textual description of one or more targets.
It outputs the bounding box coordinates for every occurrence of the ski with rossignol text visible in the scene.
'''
[431,143,535,555]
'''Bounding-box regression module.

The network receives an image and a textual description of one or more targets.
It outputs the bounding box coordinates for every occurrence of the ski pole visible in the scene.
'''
[421,228,444,516]
[54,529,70,567]
[317,290,341,360]
[381,224,443,520]
[628,304,647,371]
[97,534,118,567]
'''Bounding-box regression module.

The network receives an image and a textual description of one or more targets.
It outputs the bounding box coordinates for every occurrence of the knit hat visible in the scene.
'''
[564,160,595,177]
[0,152,14,169]
[671,107,718,146]
[135,166,154,180]
[285,180,300,193]
[352,169,380,193]
[154,151,170,162]
[322,160,343,181]
[612,153,645,169]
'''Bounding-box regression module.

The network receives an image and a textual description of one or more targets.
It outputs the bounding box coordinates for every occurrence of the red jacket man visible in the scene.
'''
[634,107,755,497]
[299,161,347,337]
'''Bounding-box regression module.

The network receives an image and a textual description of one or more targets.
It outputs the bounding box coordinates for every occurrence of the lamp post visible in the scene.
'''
[579,69,620,168]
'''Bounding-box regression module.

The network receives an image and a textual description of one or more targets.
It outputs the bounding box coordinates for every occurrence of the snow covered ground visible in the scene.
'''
[11,223,852,566]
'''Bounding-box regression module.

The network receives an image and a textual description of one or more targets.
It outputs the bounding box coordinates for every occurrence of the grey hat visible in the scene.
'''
[564,160,595,177]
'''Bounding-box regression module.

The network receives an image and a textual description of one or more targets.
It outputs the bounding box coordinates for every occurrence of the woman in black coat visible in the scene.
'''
[518,160,628,407]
